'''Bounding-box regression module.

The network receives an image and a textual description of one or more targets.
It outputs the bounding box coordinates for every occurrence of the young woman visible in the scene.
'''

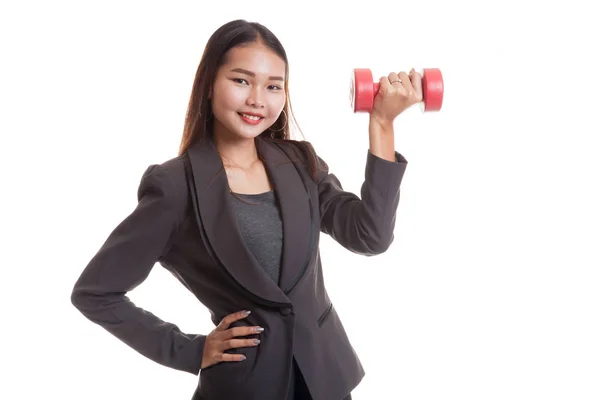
[71,19,423,400]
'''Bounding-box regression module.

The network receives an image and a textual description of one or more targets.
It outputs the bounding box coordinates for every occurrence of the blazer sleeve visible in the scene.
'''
[316,148,408,255]
[70,163,205,375]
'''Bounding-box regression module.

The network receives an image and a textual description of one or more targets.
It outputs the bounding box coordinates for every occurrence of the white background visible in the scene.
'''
[2,1,599,399]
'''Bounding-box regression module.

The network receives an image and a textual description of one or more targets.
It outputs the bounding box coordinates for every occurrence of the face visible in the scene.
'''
[210,42,287,141]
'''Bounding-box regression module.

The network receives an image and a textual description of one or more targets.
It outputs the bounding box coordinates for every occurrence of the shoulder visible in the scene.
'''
[275,139,329,173]
[267,139,330,186]
[137,154,190,217]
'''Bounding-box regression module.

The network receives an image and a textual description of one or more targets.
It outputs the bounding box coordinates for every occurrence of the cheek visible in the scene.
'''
[267,96,286,117]
[212,85,245,113]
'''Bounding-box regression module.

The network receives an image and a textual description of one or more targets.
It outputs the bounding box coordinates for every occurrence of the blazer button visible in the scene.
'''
[280,307,293,316]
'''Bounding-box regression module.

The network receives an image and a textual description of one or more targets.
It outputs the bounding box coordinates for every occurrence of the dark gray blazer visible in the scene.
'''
[71,135,408,400]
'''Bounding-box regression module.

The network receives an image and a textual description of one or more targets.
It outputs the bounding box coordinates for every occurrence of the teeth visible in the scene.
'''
[241,113,261,121]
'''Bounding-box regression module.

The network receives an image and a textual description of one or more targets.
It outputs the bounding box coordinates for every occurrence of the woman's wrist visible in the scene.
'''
[368,116,396,162]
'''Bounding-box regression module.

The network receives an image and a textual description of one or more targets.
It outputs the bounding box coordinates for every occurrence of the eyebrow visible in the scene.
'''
[230,68,284,81]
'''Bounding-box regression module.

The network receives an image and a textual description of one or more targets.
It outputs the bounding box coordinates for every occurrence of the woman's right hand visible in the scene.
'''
[201,310,263,369]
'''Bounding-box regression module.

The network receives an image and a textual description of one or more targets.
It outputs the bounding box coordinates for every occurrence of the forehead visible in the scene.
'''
[222,43,286,78]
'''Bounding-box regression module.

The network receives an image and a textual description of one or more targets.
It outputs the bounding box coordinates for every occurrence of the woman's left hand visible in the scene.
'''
[370,68,424,125]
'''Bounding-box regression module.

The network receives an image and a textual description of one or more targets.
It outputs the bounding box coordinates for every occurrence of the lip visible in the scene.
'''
[238,112,264,125]
[238,111,265,118]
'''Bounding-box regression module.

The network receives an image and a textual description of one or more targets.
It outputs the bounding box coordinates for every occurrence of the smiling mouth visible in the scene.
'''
[238,113,263,120]
[238,113,264,124]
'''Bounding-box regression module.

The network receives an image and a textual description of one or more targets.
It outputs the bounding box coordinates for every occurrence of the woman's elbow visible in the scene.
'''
[70,283,102,316]
[364,233,394,255]
[350,223,395,255]
[70,285,88,313]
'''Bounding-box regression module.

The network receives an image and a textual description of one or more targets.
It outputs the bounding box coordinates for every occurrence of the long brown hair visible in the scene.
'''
[178,19,320,182]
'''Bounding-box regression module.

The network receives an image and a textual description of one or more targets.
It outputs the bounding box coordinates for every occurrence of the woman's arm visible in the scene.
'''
[316,123,408,255]
[70,163,205,375]
[318,68,423,255]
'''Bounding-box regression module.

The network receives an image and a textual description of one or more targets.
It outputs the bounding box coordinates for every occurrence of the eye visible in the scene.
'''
[268,85,283,91]
[232,78,248,85]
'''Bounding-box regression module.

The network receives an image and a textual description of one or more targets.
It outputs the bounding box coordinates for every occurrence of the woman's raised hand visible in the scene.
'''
[371,68,424,124]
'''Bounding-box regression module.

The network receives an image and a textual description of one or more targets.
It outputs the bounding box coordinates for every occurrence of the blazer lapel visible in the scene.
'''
[186,136,290,305]
[255,137,314,294]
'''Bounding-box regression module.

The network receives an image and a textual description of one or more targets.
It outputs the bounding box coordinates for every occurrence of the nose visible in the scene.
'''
[246,87,265,108]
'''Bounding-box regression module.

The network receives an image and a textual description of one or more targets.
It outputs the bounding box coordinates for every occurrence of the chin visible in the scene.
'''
[237,131,264,140]
[234,117,274,137]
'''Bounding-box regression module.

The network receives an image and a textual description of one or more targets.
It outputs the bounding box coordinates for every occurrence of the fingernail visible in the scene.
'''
[241,355,247,360]
[243,310,251,315]
[253,339,261,345]
[255,326,264,332]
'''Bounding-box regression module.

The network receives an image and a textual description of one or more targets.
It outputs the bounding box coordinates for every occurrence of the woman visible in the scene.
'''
[71,19,422,400]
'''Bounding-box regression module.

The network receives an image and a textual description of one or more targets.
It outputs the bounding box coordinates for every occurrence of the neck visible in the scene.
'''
[213,133,260,169]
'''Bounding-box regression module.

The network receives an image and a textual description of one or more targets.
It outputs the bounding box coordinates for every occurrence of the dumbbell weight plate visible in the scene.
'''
[422,68,444,111]
[350,68,379,113]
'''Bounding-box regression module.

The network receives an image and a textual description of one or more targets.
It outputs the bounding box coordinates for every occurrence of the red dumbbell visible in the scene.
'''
[350,68,444,113]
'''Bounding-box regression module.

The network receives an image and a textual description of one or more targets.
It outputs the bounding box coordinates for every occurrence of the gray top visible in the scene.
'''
[230,190,283,285]
[231,190,300,398]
